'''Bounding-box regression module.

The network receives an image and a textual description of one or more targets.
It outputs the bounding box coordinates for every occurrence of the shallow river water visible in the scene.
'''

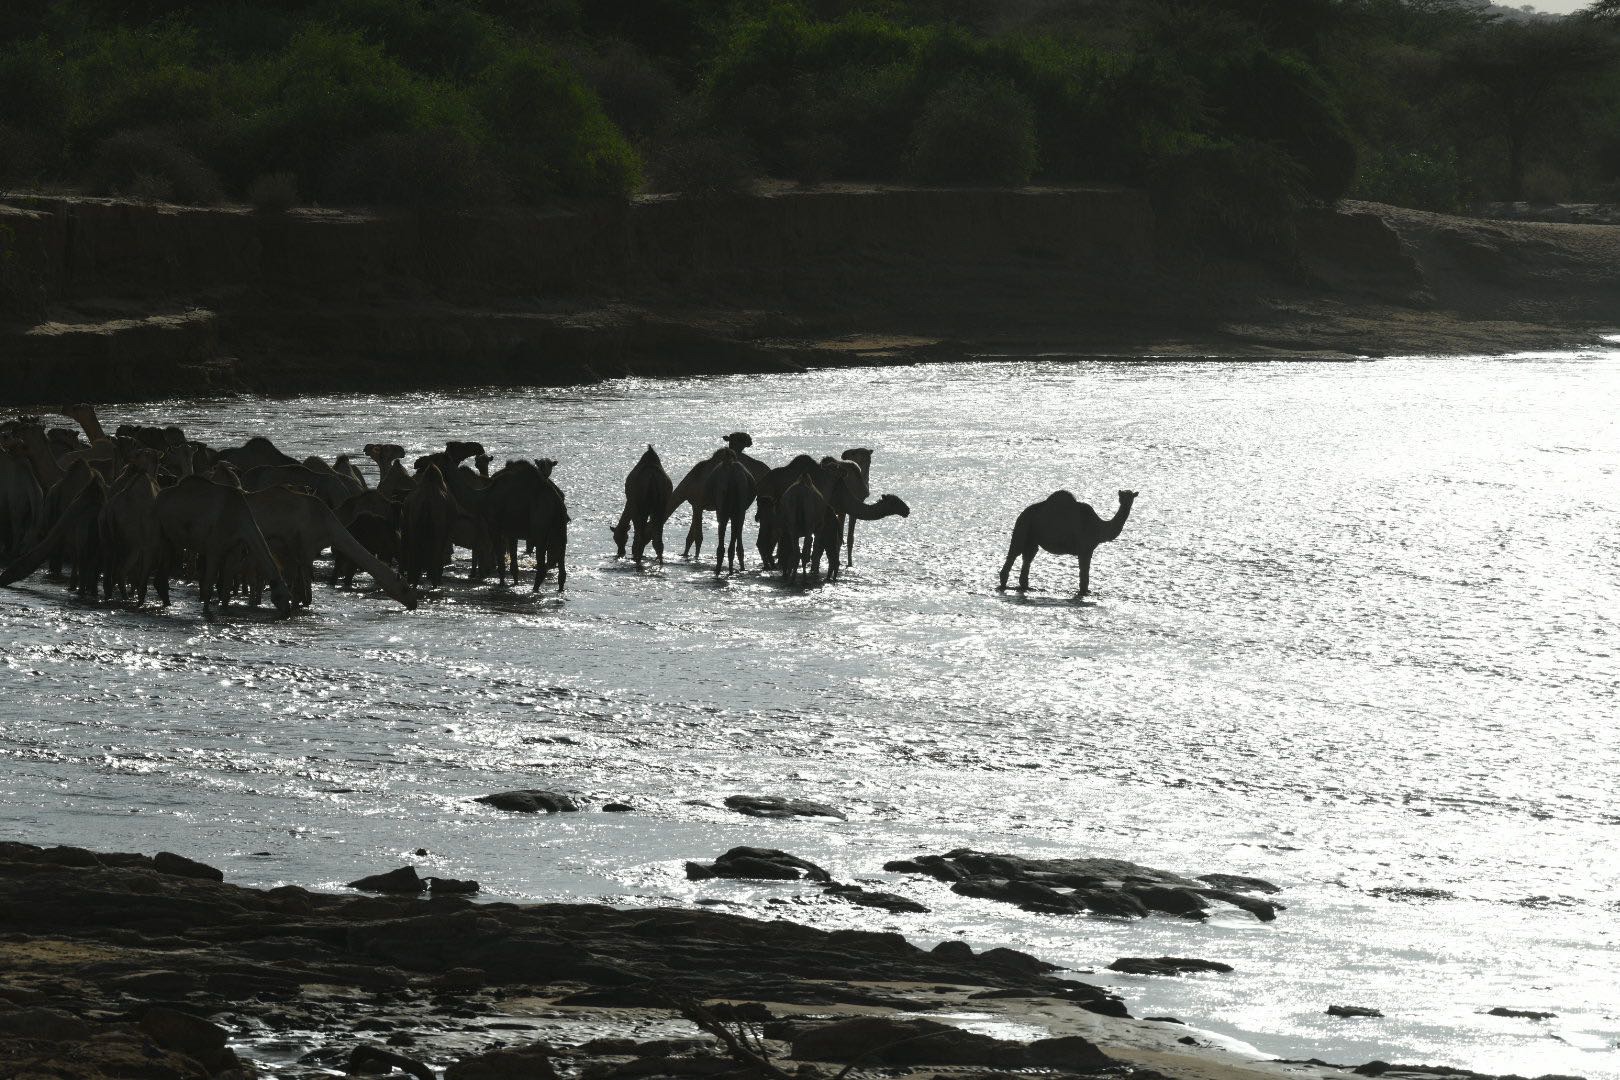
[2,350,1618,1077]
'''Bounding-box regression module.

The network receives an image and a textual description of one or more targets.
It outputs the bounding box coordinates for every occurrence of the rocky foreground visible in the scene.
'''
[0,842,1584,1080]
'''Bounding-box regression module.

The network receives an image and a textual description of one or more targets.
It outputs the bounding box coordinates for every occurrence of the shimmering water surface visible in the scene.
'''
[2,352,1618,1077]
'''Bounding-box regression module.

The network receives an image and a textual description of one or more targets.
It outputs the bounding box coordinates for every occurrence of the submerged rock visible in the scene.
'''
[823,884,929,914]
[1328,1004,1384,1018]
[348,866,427,894]
[889,849,1283,922]
[686,847,831,882]
[476,790,581,813]
[1487,1006,1557,1020]
[1108,957,1233,977]
[723,795,846,820]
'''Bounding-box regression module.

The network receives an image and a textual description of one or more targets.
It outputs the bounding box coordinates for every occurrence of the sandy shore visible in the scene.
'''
[0,842,1577,1080]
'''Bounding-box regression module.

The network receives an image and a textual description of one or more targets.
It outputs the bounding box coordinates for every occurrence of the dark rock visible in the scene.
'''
[1368,886,1455,902]
[1327,1005,1384,1018]
[140,1006,230,1070]
[602,803,634,813]
[431,968,487,991]
[428,877,480,895]
[1023,1035,1113,1070]
[823,884,929,914]
[348,866,427,894]
[446,1043,559,1080]
[898,848,1279,922]
[685,847,831,883]
[476,789,581,813]
[109,969,205,996]
[789,1017,1109,1069]
[153,851,225,882]
[1488,1007,1557,1020]
[0,1006,93,1042]
[977,947,1060,974]
[1197,873,1281,894]
[414,848,429,856]
[723,795,846,820]
[1144,1016,1185,1024]
[930,940,974,963]
[1128,886,1210,919]
[350,1043,436,1079]
[1108,957,1233,977]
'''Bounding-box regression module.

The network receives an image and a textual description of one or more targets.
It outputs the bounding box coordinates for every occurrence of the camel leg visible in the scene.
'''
[845,517,856,568]
[713,514,725,576]
[1079,548,1093,597]
[651,514,665,563]
[686,508,703,558]
[1016,544,1036,591]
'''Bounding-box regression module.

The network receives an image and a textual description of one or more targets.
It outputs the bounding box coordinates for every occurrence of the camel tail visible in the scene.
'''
[323,507,415,609]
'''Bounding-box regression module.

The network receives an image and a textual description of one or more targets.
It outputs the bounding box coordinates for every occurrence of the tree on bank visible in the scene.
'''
[1448,21,1617,200]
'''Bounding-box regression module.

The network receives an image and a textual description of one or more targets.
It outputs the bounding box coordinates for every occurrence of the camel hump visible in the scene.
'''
[1047,489,1078,504]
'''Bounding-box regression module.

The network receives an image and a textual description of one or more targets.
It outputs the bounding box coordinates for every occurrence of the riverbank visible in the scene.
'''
[2,186,1617,406]
[0,841,1577,1080]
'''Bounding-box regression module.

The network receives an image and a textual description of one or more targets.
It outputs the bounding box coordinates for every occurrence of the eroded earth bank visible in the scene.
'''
[3,186,1618,406]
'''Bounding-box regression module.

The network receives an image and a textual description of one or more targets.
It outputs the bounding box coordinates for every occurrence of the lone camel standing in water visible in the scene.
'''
[998,489,1138,595]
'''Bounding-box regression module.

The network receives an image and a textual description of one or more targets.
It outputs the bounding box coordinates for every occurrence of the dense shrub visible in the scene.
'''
[88,129,225,204]
[67,26,221,147]
[568,40,680,140]
[325,128,509,206]
[217,26,480,194]
[1201,47,1357,202]
[1149,135,1305,262]
[644,125,758,196]
[906,75,1038,184]
[1351,148,1465,213]
[246,171,299,212]
[327,0,503,79]
[471,47,640,200]
[0,38,69,134]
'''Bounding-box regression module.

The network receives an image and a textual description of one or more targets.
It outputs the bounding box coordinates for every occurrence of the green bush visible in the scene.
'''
[217,26,481,194]
[1202,47,1357,202]
[246,170,299,212]
[906,74,1038,184]
[1351,148,1465,212]
[569,40,680,140]
[644,129,758,196]
[0,38,69,134]
[471,47,640,199]
[1148,134,1305,262]
[324,128,509,206]
[327,0,503,80]
[88,128,225,204]
[67,25,221,148]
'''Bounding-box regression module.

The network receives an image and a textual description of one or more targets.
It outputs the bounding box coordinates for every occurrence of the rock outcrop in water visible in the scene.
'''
[884,850,1282,921]
[0,841,1577,1080]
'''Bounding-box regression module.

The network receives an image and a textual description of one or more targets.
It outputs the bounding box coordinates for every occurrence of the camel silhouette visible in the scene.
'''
[998,489,1138,595]
[612,445,673,566]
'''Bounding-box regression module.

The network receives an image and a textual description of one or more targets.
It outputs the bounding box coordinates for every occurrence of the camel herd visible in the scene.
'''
[0,407,1136,619]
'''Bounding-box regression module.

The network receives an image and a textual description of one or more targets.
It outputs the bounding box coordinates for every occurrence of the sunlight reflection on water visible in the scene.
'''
[2,349,1618,1076]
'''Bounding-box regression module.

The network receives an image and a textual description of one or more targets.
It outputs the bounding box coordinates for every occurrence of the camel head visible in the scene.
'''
[610,519,630,556]
[445,440,484,464]
[722,431,753,451]
[475,452,493,478]
[268,576,294,618]
[875,494,910,518]
[840,447,873,472]
[533,458,556,479]
[127,447,162,475]
[1118,489,1138,506]
[364,442,406,469]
